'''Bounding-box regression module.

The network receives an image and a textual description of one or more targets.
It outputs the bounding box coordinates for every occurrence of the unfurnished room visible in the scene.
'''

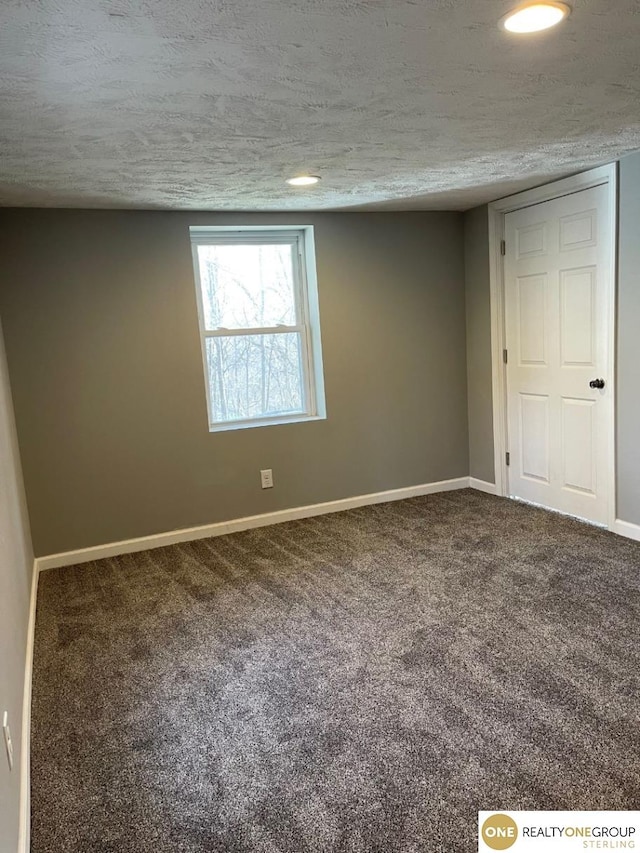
[0,1,639,852]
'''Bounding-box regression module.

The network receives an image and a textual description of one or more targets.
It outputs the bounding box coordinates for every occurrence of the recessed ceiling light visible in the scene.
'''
[286,175,320,187]
[501,2,570,33]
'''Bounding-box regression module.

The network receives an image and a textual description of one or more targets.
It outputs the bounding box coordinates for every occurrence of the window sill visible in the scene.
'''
[208,414,326,433]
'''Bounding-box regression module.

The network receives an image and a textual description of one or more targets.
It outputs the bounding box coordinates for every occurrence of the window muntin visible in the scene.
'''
[190,228,323,431]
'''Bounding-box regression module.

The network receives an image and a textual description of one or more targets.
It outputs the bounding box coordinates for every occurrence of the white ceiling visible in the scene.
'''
[1,0,639,211]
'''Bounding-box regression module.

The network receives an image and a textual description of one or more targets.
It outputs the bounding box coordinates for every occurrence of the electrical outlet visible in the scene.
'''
[260,468,273,489]
[3,712,14,771]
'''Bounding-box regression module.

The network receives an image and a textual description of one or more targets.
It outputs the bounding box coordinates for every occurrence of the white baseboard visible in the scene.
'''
[613,518,640,543]
[468,478,498,495]
[18,560,38,853]
[36,476,470,571]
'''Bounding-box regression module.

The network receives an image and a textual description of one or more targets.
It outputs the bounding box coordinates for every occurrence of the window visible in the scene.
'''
[190,227,326,431]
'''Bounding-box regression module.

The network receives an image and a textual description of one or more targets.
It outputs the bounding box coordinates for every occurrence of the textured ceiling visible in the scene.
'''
[1,0,640,211]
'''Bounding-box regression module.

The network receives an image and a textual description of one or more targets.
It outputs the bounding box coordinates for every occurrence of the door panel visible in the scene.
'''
[559,209,597,251]
[561,398,596,495]
[517,221,547,258]
[560,268,595,366]
[518,275,547,365]
[520,394,550,483]
[505,184,611,524]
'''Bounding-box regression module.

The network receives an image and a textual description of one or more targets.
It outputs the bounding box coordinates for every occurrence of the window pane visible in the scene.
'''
[205,333,306,423]
[197,243,297,330]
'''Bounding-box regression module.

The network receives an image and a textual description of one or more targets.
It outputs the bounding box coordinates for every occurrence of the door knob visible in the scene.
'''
[589,378,605,389]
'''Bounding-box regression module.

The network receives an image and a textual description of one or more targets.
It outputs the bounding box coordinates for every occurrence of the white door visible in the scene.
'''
[504,184,613,524]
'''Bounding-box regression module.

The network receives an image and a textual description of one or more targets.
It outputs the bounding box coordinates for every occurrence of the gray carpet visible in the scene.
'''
[31,490,640,852]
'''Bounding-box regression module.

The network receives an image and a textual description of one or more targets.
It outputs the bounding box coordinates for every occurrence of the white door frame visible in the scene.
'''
[487,163,618,529]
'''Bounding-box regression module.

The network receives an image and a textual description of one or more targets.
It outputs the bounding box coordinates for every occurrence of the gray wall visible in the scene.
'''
[617,152,640,526]
[0,320,33,853]
[0,210,469,556]
[463,205,494,484]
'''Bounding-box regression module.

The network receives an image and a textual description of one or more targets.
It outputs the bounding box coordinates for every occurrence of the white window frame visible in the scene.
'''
[189,225,326,432]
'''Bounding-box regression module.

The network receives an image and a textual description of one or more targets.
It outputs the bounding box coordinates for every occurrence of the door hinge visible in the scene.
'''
[503,348,508,365]
[500,239,506,256]
[505,452,510,467]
